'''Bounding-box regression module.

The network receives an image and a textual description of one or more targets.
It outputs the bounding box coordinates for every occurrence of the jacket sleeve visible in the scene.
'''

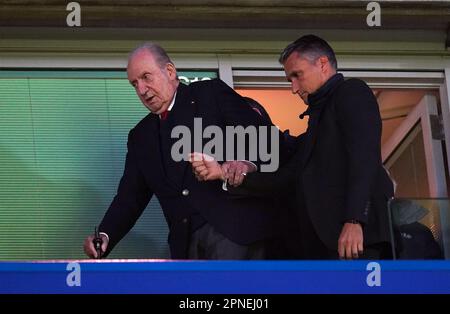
[334,79,382,224]
[229,135,304,197]
[99,129,153,256]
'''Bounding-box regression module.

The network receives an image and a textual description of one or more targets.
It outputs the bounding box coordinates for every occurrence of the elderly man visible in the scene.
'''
[191,35,394,260]
[83,43,288,260]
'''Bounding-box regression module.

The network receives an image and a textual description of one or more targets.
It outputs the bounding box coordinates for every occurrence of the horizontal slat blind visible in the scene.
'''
[0,70,217,260]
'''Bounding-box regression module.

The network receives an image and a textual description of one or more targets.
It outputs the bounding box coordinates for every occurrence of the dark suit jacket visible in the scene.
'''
[235,74,394,252]
[99,79,286,258]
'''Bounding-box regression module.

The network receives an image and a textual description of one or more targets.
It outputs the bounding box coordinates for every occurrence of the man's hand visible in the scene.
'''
[337,222,363,259]
[83,234,109,259]
[189,152,225,181]
[223,161,257,187]
[189,153,257,186]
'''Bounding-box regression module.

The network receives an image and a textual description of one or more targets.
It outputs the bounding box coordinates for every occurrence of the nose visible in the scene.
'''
[136,81,148,96]
[290,79,300,95]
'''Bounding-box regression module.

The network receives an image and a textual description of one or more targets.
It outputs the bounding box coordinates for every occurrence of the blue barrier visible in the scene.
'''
[1,260,450,294]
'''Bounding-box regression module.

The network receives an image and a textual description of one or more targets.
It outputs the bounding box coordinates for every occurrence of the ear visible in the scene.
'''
[166,63,177,80]
[318,56,329,71]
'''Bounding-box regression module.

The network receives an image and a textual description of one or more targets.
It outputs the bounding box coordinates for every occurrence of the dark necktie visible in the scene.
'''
[160,111,169,121]
[160,110,169,121]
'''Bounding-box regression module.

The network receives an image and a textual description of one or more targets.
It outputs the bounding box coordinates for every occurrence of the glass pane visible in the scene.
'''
[385,124,430,198]
[235,88,308,137]
[390,198,449,259]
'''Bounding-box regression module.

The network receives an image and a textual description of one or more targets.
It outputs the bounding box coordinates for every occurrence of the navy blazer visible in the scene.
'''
[99,79,287,258]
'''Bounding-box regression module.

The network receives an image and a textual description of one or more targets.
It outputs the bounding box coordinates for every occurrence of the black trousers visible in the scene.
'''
[187,223,266,260]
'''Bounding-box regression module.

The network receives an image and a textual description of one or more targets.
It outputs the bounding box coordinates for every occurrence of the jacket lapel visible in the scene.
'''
[140,113,179,191]
[164,83,196,188]
[301,74,345,169]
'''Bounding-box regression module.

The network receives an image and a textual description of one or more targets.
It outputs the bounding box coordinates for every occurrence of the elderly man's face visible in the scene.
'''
[127,50,178,114]
[283,51,330,103]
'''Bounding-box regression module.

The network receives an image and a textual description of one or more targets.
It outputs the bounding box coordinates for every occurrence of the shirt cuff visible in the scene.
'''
[222,179,228,191]
[221,160,255,192]
[99,232,109,242]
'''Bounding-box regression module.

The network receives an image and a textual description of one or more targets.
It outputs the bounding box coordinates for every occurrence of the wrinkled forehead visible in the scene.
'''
[127,50,158,78]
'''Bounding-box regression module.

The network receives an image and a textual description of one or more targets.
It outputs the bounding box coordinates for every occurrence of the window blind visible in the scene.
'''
[0,70,217,260]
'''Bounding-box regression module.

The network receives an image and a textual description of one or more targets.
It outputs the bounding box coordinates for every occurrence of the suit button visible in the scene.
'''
[182,218,188,224]
[182,189,189,196]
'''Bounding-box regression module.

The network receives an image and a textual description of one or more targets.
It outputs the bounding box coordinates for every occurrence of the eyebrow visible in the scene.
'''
[129,71,149,85]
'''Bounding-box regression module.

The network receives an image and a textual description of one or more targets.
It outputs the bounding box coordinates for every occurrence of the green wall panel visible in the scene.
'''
[0,70,217,260]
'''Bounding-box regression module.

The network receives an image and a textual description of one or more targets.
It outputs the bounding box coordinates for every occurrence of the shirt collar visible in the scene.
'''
[159,92,177,119]
[167,92,177,111]
[307,73,344,107]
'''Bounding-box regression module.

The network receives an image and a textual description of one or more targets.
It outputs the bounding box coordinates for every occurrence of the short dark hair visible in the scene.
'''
[278,34,337,70]
[129,42,174,69]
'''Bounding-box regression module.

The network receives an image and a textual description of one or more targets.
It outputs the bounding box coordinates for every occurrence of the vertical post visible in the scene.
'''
[437,69,450,258]
[217,55,234,88]
[440,69,450,187]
